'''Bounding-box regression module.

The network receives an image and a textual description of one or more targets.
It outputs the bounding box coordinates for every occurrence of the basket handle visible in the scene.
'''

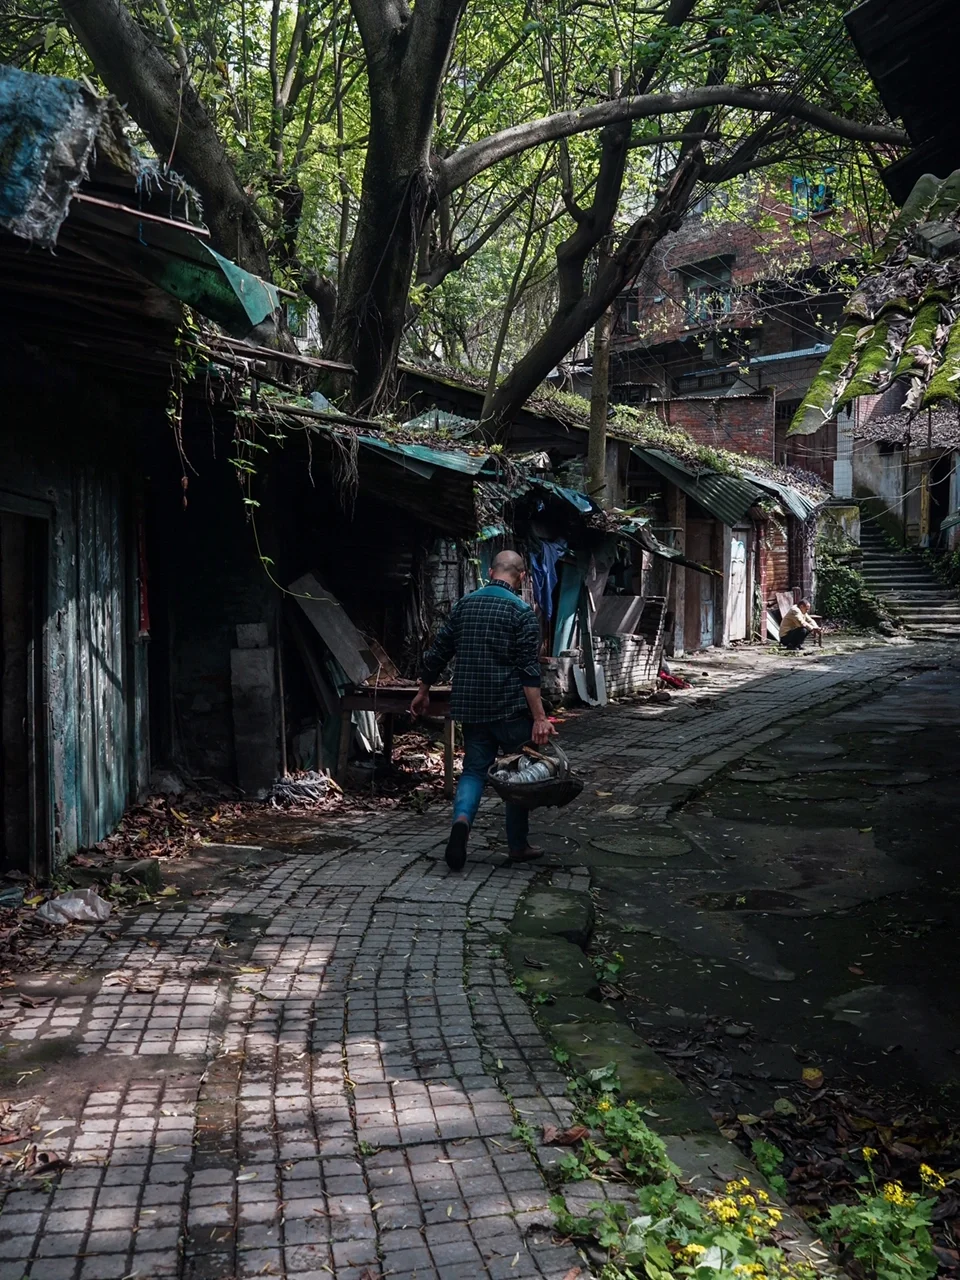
[545,738,571,778]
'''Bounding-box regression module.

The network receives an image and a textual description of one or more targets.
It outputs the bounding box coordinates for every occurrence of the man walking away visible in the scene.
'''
[779,598,820,650]
[411,550,556,871]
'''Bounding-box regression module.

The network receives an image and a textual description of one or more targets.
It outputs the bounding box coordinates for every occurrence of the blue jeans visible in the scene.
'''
[453,717,533,852]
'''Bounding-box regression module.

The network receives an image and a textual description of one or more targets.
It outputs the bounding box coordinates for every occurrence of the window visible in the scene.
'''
[792,169,837,220]
[678,258,733,325]
[675,370,736,394]
[619,295,640,333]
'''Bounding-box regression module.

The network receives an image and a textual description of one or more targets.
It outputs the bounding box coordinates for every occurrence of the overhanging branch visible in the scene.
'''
[438,87,909,194]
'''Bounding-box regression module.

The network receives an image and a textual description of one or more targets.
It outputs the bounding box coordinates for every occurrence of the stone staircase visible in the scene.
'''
[859,521,960,636]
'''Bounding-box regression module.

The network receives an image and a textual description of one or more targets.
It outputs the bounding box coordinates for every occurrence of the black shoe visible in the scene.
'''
[445,823,469,871]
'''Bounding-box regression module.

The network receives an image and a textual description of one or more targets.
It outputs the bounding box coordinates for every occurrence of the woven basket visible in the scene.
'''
[487,740,583,811]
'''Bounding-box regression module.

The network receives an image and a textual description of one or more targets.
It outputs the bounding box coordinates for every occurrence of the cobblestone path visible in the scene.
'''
[0,641,940,1280]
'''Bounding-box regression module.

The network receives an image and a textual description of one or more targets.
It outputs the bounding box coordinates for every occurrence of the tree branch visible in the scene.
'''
[439,87,908,194]
[59,0,272,277]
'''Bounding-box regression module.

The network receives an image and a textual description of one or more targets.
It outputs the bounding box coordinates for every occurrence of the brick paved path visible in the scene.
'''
[0,642,940,1280]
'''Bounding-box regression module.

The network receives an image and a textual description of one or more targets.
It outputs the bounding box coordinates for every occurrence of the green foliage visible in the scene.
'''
[2,0,895,383]
[816,552,886,628]
[823,1184,938,1280]
[751,1139,788,1198]
[593,951,625,984]
[921,546,960,589]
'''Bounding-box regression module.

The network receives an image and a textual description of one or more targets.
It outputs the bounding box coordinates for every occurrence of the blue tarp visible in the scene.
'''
[0,64,103,246]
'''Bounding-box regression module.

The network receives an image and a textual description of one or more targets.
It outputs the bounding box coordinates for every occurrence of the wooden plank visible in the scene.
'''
[289,573,378,686]
[286,607,340,716]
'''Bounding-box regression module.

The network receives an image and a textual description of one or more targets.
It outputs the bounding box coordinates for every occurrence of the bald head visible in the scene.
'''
[490,550,525,586]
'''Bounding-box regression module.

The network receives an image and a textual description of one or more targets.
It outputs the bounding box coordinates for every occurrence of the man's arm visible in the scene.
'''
[411,611,457,716]
[515,608,556,746]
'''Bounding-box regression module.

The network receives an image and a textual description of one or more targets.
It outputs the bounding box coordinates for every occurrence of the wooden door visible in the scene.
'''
[728,530,749,641]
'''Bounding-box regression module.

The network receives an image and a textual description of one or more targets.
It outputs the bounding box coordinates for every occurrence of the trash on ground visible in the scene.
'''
[36,889,111,925]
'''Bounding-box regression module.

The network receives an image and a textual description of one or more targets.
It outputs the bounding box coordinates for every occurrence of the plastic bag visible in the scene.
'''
[36,888,112,924]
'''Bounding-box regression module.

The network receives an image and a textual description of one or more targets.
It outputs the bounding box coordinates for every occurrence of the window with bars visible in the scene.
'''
[677,258,733,325]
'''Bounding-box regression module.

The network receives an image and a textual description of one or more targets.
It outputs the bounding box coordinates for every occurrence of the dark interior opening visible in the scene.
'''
[0,508,50,879]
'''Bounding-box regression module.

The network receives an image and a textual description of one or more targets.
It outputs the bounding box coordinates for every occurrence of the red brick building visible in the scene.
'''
[607,183,855,485]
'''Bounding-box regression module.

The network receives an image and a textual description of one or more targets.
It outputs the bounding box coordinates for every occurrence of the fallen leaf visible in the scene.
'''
[446,1205,452,1217]
[157,886,179,897]
[859,826,873,833]
[849,965,864,976]
[236,1172,258,1182]
[773,1098,798,1116]
[543,1124,589,1146]
[562,1269,582,1280]
[595,791,613,798]
[238,966,266,974]
[23,895,44,908]
[738,1113,762,1126]
[802,1067,825,1089]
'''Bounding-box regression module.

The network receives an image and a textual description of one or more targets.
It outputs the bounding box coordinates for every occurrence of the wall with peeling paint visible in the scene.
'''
[2,369,150,873]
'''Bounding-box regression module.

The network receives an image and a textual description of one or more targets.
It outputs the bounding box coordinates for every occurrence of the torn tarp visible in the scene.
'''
[0,64,103,246]
[616,516,722,576]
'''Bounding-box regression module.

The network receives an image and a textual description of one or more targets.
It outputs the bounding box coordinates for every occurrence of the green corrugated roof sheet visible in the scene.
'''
[635,448,768,526]
[790,169,960,436]
[359,436,498,476]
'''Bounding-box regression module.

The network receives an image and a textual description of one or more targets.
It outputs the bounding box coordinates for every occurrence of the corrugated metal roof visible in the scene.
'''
[635,448,766,526]
[742,472,817,521]
[359,436,498,476]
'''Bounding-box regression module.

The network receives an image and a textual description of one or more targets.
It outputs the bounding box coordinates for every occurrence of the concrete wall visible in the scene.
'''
[854,441,905,538]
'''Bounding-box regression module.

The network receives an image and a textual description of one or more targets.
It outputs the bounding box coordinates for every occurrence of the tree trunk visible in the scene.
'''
[325,0,469,411]
[588,287,613,504]
[486,154,703,433]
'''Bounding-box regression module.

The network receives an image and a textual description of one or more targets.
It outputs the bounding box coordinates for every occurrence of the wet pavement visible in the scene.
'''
[553,641,960,1113]
[0,636,957,1278]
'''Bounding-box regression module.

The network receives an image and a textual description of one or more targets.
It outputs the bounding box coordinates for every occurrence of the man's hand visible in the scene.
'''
[410,684,431,718]
[532,716,557,747]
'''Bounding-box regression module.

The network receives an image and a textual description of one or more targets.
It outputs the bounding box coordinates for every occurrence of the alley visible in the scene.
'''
[0,639,957,1280]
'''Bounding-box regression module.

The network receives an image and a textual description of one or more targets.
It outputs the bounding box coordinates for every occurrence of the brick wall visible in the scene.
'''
[550,636,660,703]
[613,189,852,354]
[656,395,775,460]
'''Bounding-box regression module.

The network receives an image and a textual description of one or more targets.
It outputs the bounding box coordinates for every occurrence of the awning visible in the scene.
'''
[635,447,767,525]
[67,194,280,340]
[1,65,280,340]
[942,510,960,532]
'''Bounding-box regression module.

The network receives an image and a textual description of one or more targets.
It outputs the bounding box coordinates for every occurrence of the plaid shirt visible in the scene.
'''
[420,584,541,724]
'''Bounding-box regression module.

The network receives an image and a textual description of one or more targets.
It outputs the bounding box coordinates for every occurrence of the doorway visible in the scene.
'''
[728,529,749,641]
[929,455,953,547]
[0,508,50,879]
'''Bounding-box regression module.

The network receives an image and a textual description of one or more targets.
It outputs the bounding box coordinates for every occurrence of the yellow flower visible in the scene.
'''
[920,1164,946,1192]
[707,1196,740,1223]
[766,1207,783,1225]
[862,1146,878,1163]
[739,1194,757,1207]
[680,1244,707,1261]
[596,1099,612,1113]
[883,1182,914,1207]
[756,1189,770,1203]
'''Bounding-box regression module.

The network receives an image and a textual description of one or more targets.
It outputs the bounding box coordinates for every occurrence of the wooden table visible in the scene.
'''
[337,685,455,796]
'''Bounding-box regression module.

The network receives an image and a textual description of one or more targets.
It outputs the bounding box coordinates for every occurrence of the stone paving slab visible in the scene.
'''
[0,641,946,1280]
